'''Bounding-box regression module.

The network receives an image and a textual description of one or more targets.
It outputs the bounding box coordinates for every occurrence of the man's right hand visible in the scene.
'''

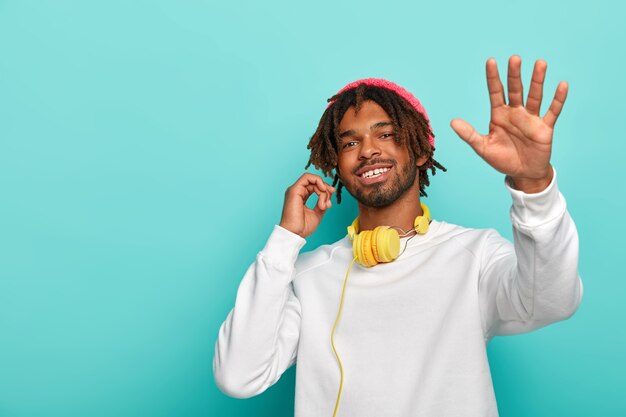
[279,173,336,239]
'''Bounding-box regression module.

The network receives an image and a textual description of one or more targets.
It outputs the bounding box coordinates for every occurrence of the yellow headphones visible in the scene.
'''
[347,203,431,267]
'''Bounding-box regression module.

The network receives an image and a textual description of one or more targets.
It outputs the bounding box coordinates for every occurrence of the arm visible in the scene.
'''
[213,174,335,397]
[451,56,581,338]
[213,226,305,398]
[478,169,582,339]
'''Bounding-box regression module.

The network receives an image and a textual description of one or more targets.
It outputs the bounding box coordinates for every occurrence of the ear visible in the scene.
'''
[416,154,428,167]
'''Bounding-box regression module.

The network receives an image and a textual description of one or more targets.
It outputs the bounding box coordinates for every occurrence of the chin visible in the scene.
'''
[354,185,400,208]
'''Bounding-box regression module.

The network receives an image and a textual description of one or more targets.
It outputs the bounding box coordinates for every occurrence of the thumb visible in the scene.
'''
[450,118,484,155]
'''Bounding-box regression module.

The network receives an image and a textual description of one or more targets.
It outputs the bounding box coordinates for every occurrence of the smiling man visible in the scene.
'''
[213,56,583,417]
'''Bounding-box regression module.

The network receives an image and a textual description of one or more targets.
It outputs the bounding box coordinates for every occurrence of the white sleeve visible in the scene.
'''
[213,225,305,398]
[478,169,583,340]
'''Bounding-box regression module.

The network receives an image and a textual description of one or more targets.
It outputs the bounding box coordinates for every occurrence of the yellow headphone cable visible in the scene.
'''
[329,232,420,416]
[330,256,356,417]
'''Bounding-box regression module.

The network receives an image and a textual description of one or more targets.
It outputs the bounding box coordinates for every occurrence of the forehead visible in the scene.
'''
[337,100,392,132]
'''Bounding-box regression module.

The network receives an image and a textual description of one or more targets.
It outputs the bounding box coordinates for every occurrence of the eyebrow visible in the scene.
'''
[338,121,394,139]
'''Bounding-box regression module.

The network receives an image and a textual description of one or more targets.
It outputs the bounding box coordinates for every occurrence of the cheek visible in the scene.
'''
[338,169,351,186]
[337,165,355,189]
[336,155,350,176]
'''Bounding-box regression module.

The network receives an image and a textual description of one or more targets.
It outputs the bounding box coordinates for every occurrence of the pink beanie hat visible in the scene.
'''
[327,78,434,146]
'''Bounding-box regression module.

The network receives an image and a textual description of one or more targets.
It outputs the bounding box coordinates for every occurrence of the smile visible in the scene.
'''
[361,167,390,178]
[356,165,393,185]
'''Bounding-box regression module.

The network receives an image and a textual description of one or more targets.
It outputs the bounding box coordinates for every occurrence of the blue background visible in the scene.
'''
[0,0,623,416]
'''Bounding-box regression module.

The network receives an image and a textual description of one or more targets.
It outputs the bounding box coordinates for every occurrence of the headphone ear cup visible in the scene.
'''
[353,231,375,267]
[414,203,431,235]
[351,226,402,267]
[371,227,382,261]
[353,230,378,267]
[414,215,430,235]
[360,230,377,267]
[373,226,400,263]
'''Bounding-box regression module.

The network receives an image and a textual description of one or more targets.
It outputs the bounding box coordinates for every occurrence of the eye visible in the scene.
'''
[380,132,395,139]
[342,140,358,149]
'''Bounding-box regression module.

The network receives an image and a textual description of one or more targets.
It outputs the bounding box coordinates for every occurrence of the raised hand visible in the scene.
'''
[450,55,568,193]
[279,173,336,238]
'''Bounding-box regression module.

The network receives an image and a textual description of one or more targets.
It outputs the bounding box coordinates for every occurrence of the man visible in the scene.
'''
[213,56,582,417]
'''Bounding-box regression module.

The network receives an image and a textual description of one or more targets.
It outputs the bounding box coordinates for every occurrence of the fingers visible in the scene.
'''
[486,58,506,109]
[507,55,524,107]
[292,173,334,194]
[280,173,336,237]
[312,199,329,218]
[544,81,568,128]
[305,184,333,210]
[450,118,484,156]
[292,173,335,210]
[526,59,547,116]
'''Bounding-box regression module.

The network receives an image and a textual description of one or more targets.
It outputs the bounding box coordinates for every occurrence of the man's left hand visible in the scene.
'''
[451,55,568,193]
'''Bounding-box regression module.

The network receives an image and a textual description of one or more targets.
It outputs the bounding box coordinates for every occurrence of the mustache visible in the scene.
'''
[352,159,396,175]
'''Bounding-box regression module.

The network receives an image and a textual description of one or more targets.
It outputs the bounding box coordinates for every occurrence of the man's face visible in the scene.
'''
[336,100,425,208]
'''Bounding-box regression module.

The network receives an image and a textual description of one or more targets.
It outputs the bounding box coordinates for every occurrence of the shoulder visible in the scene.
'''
[294,236,351,276]
[426,220,507,257]
[430,219,499,242]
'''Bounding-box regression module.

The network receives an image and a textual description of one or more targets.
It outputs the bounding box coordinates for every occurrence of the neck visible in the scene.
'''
[356,184,423,232]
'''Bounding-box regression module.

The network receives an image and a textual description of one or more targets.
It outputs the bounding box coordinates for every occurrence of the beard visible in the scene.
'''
[342,157,418,208]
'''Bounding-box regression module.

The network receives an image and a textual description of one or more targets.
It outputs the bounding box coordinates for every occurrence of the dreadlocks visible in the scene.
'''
[305,83,446,203]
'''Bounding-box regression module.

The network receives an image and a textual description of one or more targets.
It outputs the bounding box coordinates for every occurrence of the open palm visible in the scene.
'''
[451,56,568,191]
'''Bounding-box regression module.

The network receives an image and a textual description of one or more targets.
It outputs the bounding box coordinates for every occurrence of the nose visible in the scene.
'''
[358,135,381,160]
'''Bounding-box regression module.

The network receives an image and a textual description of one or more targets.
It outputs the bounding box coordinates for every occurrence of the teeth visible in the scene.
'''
[361,167,390,178]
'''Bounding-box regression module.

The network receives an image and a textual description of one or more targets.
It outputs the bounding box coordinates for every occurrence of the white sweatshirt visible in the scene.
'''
[213,171,583,417]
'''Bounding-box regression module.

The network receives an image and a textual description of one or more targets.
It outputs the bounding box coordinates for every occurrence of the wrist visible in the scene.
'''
[279,219,306,238]
[508,167,554,194]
